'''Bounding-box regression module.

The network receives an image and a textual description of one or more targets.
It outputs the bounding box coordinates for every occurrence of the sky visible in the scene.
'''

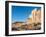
[12,6,41,22]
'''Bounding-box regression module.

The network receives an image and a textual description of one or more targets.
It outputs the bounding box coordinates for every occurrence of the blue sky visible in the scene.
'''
[12,6,41,22]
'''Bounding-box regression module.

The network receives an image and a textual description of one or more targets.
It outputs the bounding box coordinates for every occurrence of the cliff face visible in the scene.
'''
[26,8,41,24]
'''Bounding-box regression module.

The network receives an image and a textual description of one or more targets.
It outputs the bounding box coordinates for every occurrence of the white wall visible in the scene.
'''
[0,0,46,37]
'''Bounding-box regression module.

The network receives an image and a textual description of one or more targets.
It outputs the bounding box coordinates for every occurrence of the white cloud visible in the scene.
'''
[28,14,32,18]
